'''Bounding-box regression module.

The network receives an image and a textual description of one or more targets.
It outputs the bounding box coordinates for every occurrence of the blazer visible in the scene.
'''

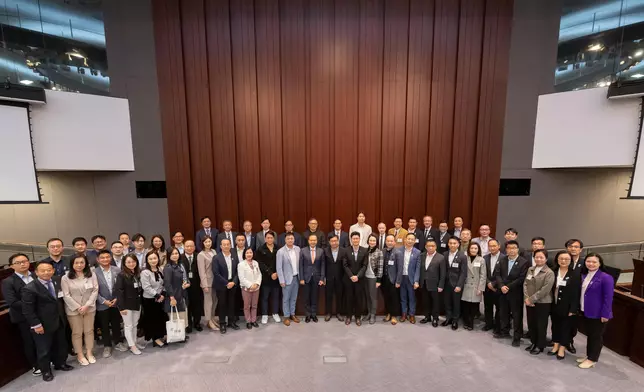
[197,250,216,289]
[325,247,348,280]
[276,245,301,285]
[256,243,279,286]
[21,278,66,331]
[163,262,188,312]
[327,230,349,248]
[394,247,421,285]
[85,250,99,267]
[388,228,409,248]
[303,229,327,249]
[277,232,304,249]
[182,253,201,288]
[343,247,369,280]
[114,273,142,311]
[196,227,219,252]
[382,247,398,285]
[256,230,277,248]
[523,265,555,304]
[419,252,446,291]
[551,268,581,316]
[216,231,238,252]
[61,272,99,315]
[484,253,506,288]
[140,269,165,299]
[95,266,120,311]
[2,272,37,323]
[238,260,262,291]
[443,251,468,289]
[581,270,614,320]
[437,231,451,253]
[241,232,257,251]
[213,252,240,291]
[299,246,326,283]
[408,228,424,250]
[462,256,487,303]
[494,256,529,298]
[422,227,441,247]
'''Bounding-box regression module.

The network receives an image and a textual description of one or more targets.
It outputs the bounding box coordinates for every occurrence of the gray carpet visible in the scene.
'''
[4,317,644,392]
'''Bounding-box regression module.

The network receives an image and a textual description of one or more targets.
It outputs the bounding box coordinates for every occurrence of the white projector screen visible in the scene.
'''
[0,103,40,202]
[629,120,644,197]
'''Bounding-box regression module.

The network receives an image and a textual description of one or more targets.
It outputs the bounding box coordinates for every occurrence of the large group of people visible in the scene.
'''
[2,213,615,383]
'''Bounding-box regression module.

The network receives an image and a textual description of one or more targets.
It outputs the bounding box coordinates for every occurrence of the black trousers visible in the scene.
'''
[302,279,320,316]
[499,293,523,339]
[217,287,237,324]
[186,286,203,328]
[97,307,123,347]
[583,315,607,362]
[444,281,462,320]
[142,297,168,341]
[325,276,344,315]
[421,287,439,320]
[16,321,38,369]
[484,289,500,331]
[260,283,280,315]
[526,303,550,349]
[381,278,401,317]
[569,314,579,342]
[461,301,479,328]
[551,310,573,346]
[344,279,365,318]
[32,324,68,373]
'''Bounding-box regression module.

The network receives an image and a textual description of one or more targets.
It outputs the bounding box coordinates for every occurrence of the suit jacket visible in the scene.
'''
[551,268,581,316]
[382,247,398,284]
[95,266,121,311]
[324,247,347,280]
[21,278,66,331]
[2,272,37,323]
[388,228,408,248]
[277,232,303,249]
[408,228,424,250]
[114,273,142,311]
[327,230,349,248]
[494,256,529,299]
[303,229,327,249]
[216,231,238,252]
[276,245,301,285]
[444,251,468,289]
[299,246,326,283]
[40,256,70,276]
[256,230,277,248]
[241,232,257,251]
[182,253,201,288]
[343,247,369,280]
[523,265,555,304]
[581,270,614,320]
[436,231,451,253]
[394,247,421,285]
[462,255,487,302]
[196,228,219,252]
[256,243,279,286]
[484,253,506,288]
[422,227,441,247]
[213,252,240,291]
[447,227,463,239]
[419,252,446,291]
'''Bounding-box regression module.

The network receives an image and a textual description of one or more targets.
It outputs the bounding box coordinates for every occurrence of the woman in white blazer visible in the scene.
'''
[238,249,262,330]
[461,242,487,330]
[197,235,218,330]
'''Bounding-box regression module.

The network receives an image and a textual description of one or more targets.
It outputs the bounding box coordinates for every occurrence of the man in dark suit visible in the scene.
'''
[213,238,240,334]
[437,221,451,254]
[483,239,504,333]
[40,238,69,277]
[419,240,446,327]
[324,235,347,321]
[421,215,441,248]
[565,238,584,353]
[216,220,237,253]
[299,235,326,323]
[375,222,388,250]
[196,216,219,252]
[72,237,97,269]
[343,232,369,326]
[182,240,203,332]
[381,235,401,324]
[395,233,422,323]
[303,217,327,249]
[118,232,135,252]
[442,237,468,330]
[21,261,73,381]
[256,218,277,249]
[494,240,529,347]
[2,253,40,376]
[328,219,349,248]
[277,220,303,248]
[407,217,424,250]
[241,220,257,251]
[90,235,109,259]
[447,216,464,239]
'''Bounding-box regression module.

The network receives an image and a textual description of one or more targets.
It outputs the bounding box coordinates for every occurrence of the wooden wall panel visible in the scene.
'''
[379,0,409,225]
[205,0,239,228]
[255,0,285,229]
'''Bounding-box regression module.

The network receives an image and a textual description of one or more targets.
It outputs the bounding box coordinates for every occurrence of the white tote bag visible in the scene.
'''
[166,305,186,343]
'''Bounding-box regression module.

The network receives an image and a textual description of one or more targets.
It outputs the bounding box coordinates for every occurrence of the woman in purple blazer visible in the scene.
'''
[578,253,613,369]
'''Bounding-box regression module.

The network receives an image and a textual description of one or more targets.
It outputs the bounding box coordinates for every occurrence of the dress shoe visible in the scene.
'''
[400,313,407,322]
[312,315,318,323]
[195,324,203,332]
[247,323,252,330]
[441,319,450,327]
[409,316,416,324]
[432,319,438,328]
[345,317,352,326]
[284,318,291,326]
[567,342,577,354]
[229,323,240,330]
[186,326,193,334]
[356,318,362,326]
[464,325,473,331]
[220,325,227,334]
[522,331,530,339]
[325,314,331,322]
[252,322,259,328]
[54,364,73,371]
[291,315,301,323]
[391,317,398,325]
[511,339,520,347]
[530,348,543,355]
[578,360,596,369]
[482,325,493,331]
[305,316,311,323]
[103,347,112,358]
[451,321,458,330]
[337,315,345,322]
[384,314,391,322]
[525,344,536,352]
[556,352,565,360]
[420,317,430,324]
[42,371,54,382]
[369,315,376,325]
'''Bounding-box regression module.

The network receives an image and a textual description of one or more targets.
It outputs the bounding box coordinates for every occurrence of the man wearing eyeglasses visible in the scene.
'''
[41,238,68,277]
[1,253,40,377]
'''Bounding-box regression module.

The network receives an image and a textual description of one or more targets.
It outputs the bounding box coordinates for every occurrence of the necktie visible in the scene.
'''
[227,232,231,242]
[311,248,316,264]
[46,280,56,298]
[380,235,384,249]
[206,228,210,236]
[425,229,429,237]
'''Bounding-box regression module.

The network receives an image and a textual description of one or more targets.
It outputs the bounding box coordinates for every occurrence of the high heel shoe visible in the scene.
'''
[556,352,565,360]
[153,340,165,348]
[578,360,596,369]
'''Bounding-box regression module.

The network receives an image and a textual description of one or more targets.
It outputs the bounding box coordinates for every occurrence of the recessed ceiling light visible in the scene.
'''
[635,50,644,57]
[632,74,644,79]
[19,80,34,85]
[588,44,603,51]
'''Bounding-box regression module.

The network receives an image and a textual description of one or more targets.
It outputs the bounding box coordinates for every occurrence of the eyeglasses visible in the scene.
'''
[12,260,30,265]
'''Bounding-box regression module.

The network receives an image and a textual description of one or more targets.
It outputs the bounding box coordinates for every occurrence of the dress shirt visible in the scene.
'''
[352,247,360,260]
[310,248,316,263]
[332,248,338,262]
[581,270,597,311]
[102,267,113,292]
[403,248,412,275]
[236,248,245,264]
[531,256,536,267]
[448,252,457,264]
[176,245,185,254]
[425,253,435,269]
[349,223,372,248]
[39,278,56,298]
[134,250,146,267]
[113,256,123,269]
[453,228,462,238]
[224,231,233,243]
[15,271,34,285]
[479,237,490,255]
[555,269,567,304]
[245,232,252,247]
[287,246,299,275]
[490,252,500,275]
[508,257,517,272]
[335,230,341,239]
[224,253,233,280]
[205,227,211,237]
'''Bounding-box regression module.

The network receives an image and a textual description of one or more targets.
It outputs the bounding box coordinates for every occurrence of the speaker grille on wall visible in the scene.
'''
[135,181,167,199]
[499,179,531,196]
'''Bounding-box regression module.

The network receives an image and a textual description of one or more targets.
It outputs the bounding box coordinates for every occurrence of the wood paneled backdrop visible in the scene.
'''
[152,0,513,238]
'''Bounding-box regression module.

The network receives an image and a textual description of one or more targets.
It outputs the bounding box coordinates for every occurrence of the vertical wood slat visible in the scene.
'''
[152,0,195,237]
[255,0,286,229]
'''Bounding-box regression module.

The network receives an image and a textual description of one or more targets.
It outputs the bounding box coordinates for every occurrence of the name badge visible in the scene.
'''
[559,280,567,287]
[451,262,459,268]
[133,282,139,288]
[415,239,419,243]
[397,238,403,243]
[526,275,533,280]
[473,262,481,267]
[441,243,447,247]
[84,282,93,290]
[388,260,394,266]
[188,272,193,279]
[57,291,64,298]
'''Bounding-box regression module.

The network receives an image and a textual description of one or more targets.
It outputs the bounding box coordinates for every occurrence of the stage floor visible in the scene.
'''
[4,316,644,392]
